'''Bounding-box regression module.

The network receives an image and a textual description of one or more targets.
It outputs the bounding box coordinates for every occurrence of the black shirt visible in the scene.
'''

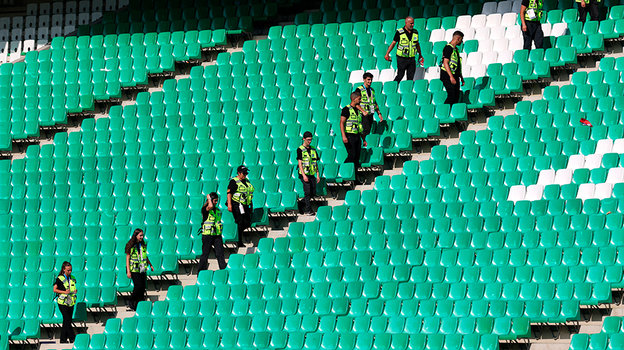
[55,276,67,291]
[296,145,315,161]
[393,27,417,43]
[341,106,353,119]
[521,0,530,7]
[442,45,462,77]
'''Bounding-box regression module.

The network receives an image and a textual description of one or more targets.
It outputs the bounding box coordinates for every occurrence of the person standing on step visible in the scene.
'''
[341,91,367,176]
[198,192,227,271]
[440,31,465,106]
[125,228,153,311]
[228,165,255,248]
[384,16,424,82]
[577,0,601,22]
[356,72,384,137]
[297,131,320,215]
[53,261,77,344]
[520,0,544,50]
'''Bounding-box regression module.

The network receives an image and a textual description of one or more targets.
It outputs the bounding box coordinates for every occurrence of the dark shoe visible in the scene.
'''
[60,340,68,344]
[237,242,245,248]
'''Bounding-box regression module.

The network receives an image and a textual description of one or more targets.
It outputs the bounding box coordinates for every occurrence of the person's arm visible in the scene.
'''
[298,159,308,182]
[53,280,70,295]
[520,5,528,31]
[443,58,457,85]
[416,41,424,66]
[384,41,397,61]
[227,193,233,212]
[361,133,367,147]
[355,104,368,116]
[146,256,154,271]
[126,254,132,278]
[340,115,348,143]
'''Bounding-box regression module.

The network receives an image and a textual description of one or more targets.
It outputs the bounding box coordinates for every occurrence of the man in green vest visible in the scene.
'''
[521,0,544,50]
[384,16,424,82]
[440,31,465,106]
[340,91,367,175]
[227,165,254,248]
[577,0,601,22]
[198,192,226,271]
[297,131,320,215]
[356,72,383,137]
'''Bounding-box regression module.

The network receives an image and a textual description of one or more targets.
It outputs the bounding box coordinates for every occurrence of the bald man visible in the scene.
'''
[385,17,424,82]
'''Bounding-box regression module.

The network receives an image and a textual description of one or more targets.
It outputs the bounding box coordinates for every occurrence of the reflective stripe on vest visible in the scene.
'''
[202,209,223,235]
[524,0,543,21]
[396,28,419,58]
[130,244,148,273]
[299,145,318,176]
[440,44,461,75]
[344,105,363,134]
[57,275,77,307]
[357,85,376,114]
[231,177,254,205]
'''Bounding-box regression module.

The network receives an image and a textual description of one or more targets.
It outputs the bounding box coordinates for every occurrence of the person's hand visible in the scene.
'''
[362,110,369,116]
[384,54,391,62]
[150,265,154,272]
[522,23,527,32]
[580,0,586,7]
[228,204,232,212]
[342,135,348,144]
[450,76,457,85]
[461,79,465,86]
[127,271,131,279]
[302,174,309,183]
[316,177,320,184]
[418,57,424,66]
[378,113,383,121]
[363,140,367,147]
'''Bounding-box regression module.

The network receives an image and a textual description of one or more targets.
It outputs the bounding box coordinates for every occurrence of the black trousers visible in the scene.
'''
[58,304,74,342]
[440,70,461,106]
[362,113,374,136]
[232,203,251,245]
[344,133,362,171]
[299,175,317,213]
[578,1,600,22]
[523,21,544,50]
[198,234,226,271]
[130,272,146,309]
[394,56,416,82]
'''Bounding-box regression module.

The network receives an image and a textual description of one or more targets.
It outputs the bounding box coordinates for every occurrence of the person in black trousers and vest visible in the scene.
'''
[125,228,153,311]
[521,0,544,50]
[297,131,320,215]
[53,261,77,344]
[577,0,601,22]
[440,31,465,106]
[384,16,424,82]
[198,192,227,271]
[228,165,255,248]
[340,91,367,175]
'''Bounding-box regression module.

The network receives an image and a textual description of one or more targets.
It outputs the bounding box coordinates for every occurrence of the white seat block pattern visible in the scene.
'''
[554,169,573,185]
[577,183,595,200]
[594,183,613,200]
[606,168,624,184]
[537,169,555,185]
[584,154,603,169]
[595,139,613,154]
[612,138,624,153]
[525,184,544,201]
[508,185,526,202]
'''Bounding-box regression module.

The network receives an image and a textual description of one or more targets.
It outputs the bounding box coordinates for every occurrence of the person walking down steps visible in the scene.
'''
[53,261,77,344]
[384,16,424,82]
[440,31,465,106]
[198,192,227,271]
[297,131,320,215]
[521,0,544,50]
[125,228,154,311]
[356,72,383,136]
[228,165,255,248]
[340,91,367,180]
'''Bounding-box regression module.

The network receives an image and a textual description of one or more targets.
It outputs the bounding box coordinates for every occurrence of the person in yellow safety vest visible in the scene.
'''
[297,131,321,215]
[198,192,227,271]
[53,261,77,344]
[440,31,465,106]
[356,72,384,137]
[125,228,153,311]
[520,0,544,50]
[384,16,424,82]
[577,0,601,22]
[228,165,255,248]
[340,90,367,180]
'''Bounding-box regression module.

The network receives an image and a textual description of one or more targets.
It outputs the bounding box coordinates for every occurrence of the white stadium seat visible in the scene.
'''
[471,15,487,29]
[501,13,518,27]
[26,3,37,16]
[482,51,498,66]
[39,3,51,15]
[0,29,7,42]
[429,29,446,43]
[525,184,544,201]
[551,23,568,37]
[424,66,440,80]
[554,169,573,185]
[52,2,64,15]
[456,15,471,30]
[567,155,585,171]
[23,28,35,41]
[508,38,524,51]
[79,1,90,13]
[537,169,555,185]
[379,69,396,82]
[584,154,603,170]
[505,25,522,40]
[594,183,614,200]
[489,26,505,40]
[541,23,552,37]
[39,15,50,29]
[462,65,471,78]
[595,139,613,154]
[0,41,7,63]
[606,168,624,184]
[23,39,35,53]
[486,14,502,28]
[66,1,78,14]
[78,13,90,26]
[482,2,498,15]
[577,183,595,200]
[466,52,483,66]
[474,27,491,42]
[0,18,9,31]
[10,28,22,42]
[497,50,514,64]
[468,64,486,78]
[50,26,63,39]
[461,27,476,41]
[65,14,77,27]
[9,40,22,61]
[508,185,526,202]
[349,70,364,84]
[493,38,509,52]
[367,69,380,81]
[478,39,493,53]
[51,14,63,27]
[612,138,624,153]
[36,27,49,49]
[12,17,23,30]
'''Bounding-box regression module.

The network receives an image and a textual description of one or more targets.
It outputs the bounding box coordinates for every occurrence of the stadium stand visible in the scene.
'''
[3,0,624,349]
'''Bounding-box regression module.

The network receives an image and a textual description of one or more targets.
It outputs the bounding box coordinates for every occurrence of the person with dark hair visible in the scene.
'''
[576,0,601,22]
[53,261,77,343]
[440,31,465,106]
[340,91,367,174]
[521,0,544,50]
[356,72,383,136]
[198,192,226,271]
[125,228,153,311]
[297,131,320,215]
[228,165,254,248]
[385,16,424,82]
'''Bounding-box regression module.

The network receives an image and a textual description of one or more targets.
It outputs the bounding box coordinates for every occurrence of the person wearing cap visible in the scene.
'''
[198,192,226,271]
[227,166,255,248]
[384,16,424,82]
[520,0,544,50]
[297,131,320,215]
[356,72,383,137]
[340,90,367,174]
